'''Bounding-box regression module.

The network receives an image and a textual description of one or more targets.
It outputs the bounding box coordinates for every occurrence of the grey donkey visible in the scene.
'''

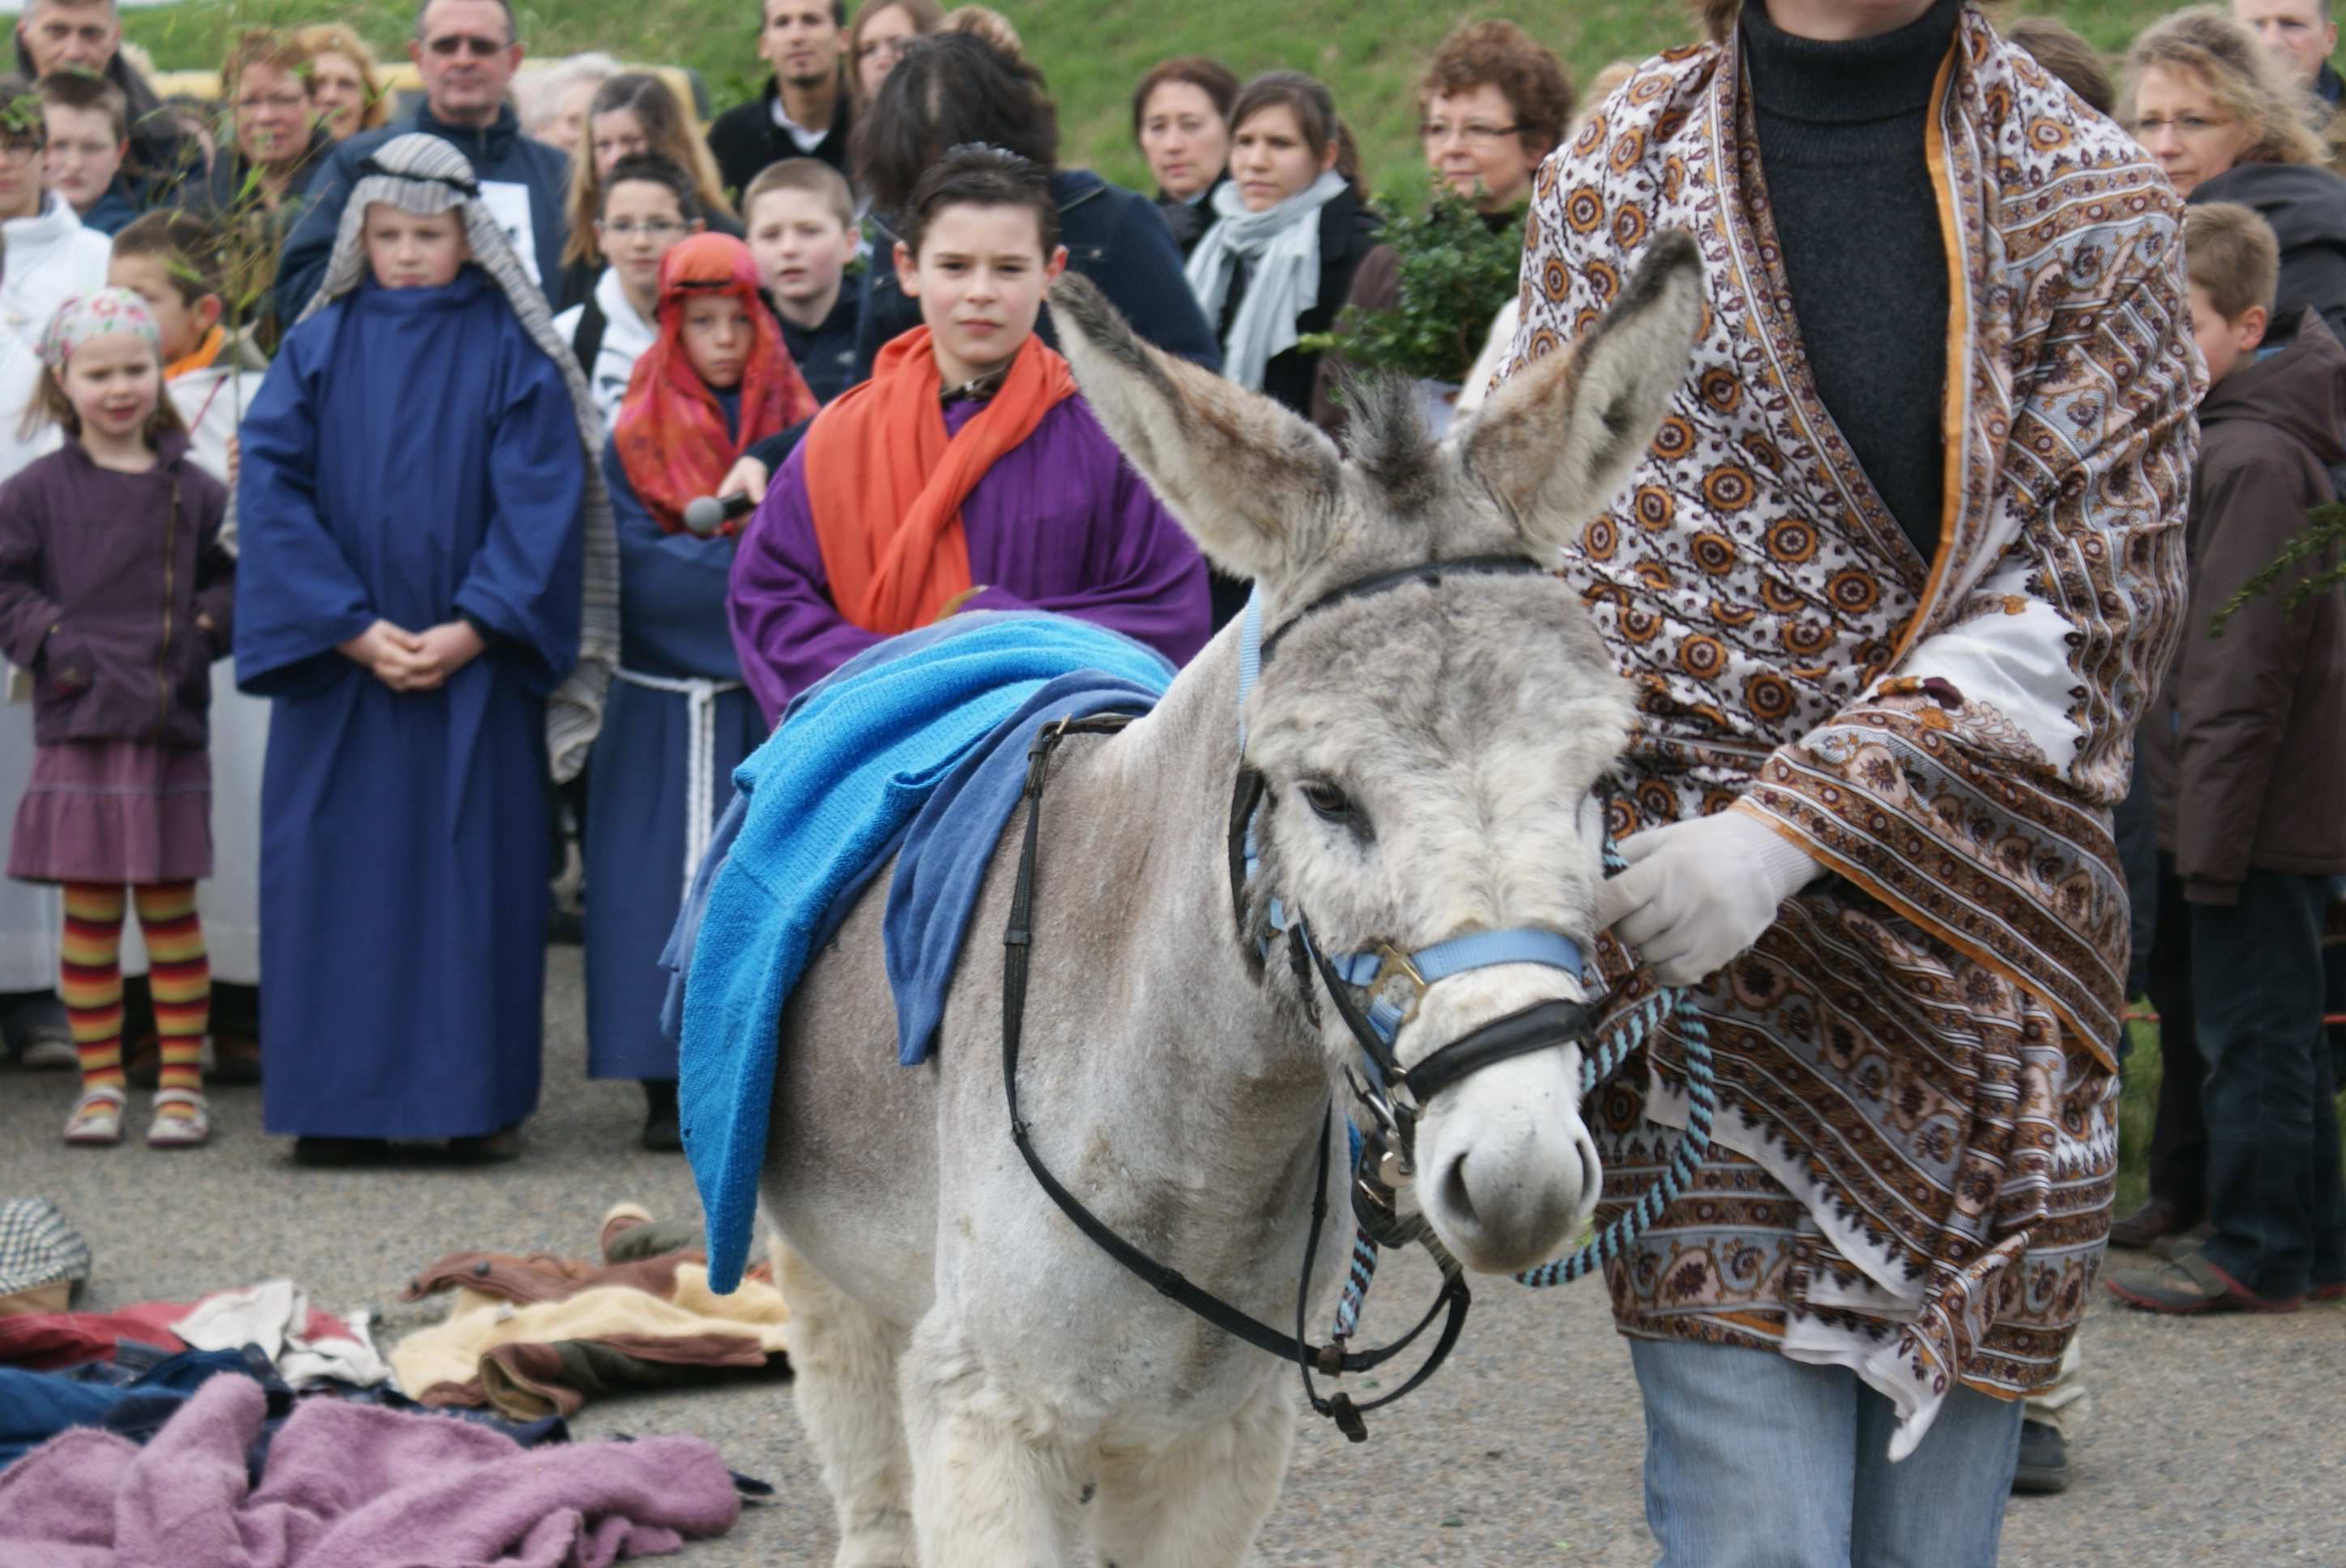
[758,231,1704,1566]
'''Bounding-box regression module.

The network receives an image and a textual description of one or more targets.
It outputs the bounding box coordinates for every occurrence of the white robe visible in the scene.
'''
[0,195,113,992]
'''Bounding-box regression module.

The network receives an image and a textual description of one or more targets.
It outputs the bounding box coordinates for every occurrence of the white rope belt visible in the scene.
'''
[612,668,743,896]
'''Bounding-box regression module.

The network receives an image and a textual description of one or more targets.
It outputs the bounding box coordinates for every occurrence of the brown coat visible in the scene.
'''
[2143,310,2346,901]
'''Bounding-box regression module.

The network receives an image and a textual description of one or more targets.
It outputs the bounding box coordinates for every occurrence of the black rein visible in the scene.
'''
[1002,714,1469,1442]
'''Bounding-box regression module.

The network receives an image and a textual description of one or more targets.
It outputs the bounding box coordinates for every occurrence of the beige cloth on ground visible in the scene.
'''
[390,1263,789,1398]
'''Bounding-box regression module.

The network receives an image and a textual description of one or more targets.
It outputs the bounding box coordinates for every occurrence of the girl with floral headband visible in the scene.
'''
[0,286,233,1148]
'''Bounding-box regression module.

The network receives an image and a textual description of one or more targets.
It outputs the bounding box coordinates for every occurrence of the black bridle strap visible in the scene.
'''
[1403,997,1592,1104]
[1001,717,1469,1434]
[1255,555,1548,666]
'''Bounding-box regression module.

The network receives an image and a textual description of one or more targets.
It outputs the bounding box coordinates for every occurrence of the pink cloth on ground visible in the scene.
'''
[7,739,211,884]
[0,1373,740,1567]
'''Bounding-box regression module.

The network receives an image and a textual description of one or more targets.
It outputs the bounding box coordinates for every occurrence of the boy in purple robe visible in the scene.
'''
[726,145,1208,718]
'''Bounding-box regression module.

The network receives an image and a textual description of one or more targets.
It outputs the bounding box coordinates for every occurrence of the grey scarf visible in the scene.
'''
[1184,168,1349,391]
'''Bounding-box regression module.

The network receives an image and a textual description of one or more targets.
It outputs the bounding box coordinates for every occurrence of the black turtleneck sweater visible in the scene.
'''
[1743,0,1958,560]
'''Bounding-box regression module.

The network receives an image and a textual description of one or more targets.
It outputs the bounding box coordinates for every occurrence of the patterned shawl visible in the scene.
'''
[299,134,618,783]
[1505,8,2195,1452]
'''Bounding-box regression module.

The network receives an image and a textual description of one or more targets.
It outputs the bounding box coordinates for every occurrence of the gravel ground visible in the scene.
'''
[6,944,2341,1565]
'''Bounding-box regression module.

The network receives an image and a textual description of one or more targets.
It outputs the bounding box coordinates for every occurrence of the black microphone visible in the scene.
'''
[682,491,757,537]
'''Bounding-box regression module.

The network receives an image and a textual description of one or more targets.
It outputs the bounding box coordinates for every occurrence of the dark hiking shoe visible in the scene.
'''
[640,1080,682,1153]
[445,1125,523,1164]
[2108,1199,2190,1250]
[292,1136,387,1167]
[2311,1280,2345,1303]
[2011,1420,2069,1493]
[2106,1251,2304,1314]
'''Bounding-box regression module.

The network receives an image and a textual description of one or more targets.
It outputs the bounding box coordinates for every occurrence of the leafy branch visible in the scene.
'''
[2211,501,2346,637]
[1299,182,1521,386]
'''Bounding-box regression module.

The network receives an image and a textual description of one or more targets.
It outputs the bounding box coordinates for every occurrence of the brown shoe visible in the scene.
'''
[2109,1199,2190,1249]
[122,1030,160,1089]
[211,1034,262,1084]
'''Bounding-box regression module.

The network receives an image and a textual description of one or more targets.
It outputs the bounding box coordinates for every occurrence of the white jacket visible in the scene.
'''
[0,194,114,486]
[551,266,655,432]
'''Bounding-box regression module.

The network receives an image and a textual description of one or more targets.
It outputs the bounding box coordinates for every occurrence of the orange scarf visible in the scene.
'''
[615,233,819,534]
[164,325,224,381]
[802,326,1076,635]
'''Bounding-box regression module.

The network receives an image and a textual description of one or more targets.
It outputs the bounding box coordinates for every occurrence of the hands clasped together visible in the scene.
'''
[336,618,486,692]
[1590,807,1822,987]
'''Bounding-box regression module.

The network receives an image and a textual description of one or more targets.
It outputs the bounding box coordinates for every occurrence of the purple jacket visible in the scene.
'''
[727,393,1210,719]
[0,432,233,747]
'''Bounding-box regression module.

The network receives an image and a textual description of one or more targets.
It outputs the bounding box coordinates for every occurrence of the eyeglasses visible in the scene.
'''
[1421,119,1521,147]
[2131,114,2236,138]
[0,138,43,165]
[597,219,688,239]
[425,34,511,58]
[857,36,911,62]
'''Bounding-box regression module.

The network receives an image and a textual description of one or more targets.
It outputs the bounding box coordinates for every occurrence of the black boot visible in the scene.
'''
[641,1080,682,1152]
[2011,1420,2070,1493]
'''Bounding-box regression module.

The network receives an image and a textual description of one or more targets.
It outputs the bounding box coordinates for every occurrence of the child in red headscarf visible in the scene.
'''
[589,233,817,1148]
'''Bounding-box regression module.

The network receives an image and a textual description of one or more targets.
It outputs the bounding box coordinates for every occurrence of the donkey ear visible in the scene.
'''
[1457,230,1704,563]
[1049,273,1340,587]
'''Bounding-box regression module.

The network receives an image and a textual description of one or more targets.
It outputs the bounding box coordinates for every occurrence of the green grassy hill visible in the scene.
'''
[123,1,2182,198]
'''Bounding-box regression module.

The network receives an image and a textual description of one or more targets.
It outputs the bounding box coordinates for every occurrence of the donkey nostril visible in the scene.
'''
[1440,1153,1478,1230]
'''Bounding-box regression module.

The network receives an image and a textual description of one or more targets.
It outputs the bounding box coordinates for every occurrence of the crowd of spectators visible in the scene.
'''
[0,0,2340,1536]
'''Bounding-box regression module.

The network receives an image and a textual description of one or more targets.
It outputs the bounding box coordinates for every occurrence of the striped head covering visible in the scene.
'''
[39,288,160,370]
[299,133,617,784]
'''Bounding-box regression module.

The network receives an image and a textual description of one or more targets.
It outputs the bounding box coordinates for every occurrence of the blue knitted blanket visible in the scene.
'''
[672,614,1174,1289]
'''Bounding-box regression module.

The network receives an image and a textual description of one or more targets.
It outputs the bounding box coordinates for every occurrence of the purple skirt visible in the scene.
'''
[8,740,211,885]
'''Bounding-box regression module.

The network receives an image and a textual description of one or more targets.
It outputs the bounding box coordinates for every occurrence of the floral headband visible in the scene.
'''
[37,288,161,373]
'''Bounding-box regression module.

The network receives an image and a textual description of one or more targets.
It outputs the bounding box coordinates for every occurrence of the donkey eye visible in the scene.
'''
[1299,779,1353,820]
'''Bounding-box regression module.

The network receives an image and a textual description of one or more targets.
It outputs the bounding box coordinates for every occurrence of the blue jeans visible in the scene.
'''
[1632,1339,2020,1568]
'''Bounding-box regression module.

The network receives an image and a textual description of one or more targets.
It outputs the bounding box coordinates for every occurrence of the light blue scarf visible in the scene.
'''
[1184,168,1350,391]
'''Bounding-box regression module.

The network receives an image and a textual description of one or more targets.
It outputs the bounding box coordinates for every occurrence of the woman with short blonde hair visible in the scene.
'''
[2127,5,2346,347]
[290,23,388,142]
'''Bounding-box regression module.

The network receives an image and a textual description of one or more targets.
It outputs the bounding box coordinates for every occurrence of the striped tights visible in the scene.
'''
[61,883,208,1093]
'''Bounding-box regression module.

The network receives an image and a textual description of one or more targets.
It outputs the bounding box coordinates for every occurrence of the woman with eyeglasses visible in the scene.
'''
[1308,20,1573,432]
[847,0,942,110]
[555,73,740,313]
[2126,7,2346,348]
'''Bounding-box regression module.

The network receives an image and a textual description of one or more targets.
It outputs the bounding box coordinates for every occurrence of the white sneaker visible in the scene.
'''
[145,1089,211,1148]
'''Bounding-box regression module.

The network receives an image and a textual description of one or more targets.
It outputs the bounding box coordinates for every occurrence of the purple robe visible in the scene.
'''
[727,393,1210,718]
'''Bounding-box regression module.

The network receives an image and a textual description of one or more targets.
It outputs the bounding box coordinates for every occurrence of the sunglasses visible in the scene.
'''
[426,34,510,58]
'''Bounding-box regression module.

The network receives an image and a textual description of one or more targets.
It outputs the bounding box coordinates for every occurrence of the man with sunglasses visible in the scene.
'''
[274,0,570,323]
[12,0,207,211]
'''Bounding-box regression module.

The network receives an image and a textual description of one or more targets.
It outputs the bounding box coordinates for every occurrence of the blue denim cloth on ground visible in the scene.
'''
[1629,1338,2022,1568]
[670,613,1175,1291]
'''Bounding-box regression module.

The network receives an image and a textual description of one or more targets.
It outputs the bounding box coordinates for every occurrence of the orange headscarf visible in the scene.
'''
[801,326,1077,636]
[614,232,818,534]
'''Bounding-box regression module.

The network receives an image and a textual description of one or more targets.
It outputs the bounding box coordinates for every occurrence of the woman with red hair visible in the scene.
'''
[586,232,817,1148]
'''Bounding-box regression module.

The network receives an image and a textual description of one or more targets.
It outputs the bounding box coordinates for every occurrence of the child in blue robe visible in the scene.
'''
[233,136,617,1165]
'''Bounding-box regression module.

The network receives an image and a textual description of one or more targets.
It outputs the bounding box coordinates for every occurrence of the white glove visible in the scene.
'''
[1591,807,1820,986]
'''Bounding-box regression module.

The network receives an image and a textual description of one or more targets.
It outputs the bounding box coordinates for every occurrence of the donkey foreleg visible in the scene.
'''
[902,1317,1088,1566]
[1087,1377,1295,1568]
[778,1246,919,1568]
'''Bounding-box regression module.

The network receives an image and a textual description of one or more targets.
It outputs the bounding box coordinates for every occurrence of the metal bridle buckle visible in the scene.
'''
[1368,944,1431,1029]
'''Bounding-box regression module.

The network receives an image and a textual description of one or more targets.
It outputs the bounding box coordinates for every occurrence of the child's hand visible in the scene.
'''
[195,612,217,633]
[403,620,487,690]
[716,455,770,508]
[337,620,430,689]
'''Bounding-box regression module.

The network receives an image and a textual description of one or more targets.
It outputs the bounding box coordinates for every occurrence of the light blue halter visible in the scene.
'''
[1233,578,1587,1052]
